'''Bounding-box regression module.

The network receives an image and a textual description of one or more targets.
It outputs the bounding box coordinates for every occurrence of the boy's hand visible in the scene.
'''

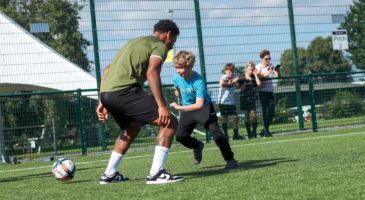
[170,102,179,110]
[174,90,180,97]
[232,77,239,83]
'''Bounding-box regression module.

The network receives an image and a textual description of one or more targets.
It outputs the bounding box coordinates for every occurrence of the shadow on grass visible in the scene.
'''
[0,165,105,183]
[178,158,299,180]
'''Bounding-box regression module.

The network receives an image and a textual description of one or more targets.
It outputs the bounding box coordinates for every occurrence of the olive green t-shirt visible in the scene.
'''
[101,35,168,92]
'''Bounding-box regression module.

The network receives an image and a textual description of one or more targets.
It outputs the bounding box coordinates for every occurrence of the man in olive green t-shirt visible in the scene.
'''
[96,19,184,185]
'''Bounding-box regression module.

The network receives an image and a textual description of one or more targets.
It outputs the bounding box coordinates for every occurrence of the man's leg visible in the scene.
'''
[100,121,140,184]
[148,115,177,175]
[146,115,184,184]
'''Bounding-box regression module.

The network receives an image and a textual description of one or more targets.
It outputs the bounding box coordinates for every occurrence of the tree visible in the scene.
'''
[279,47,307,77]
[318,90,365,119]
[306,36,351,74]
[0,0,90,71]
[340,0,365,70]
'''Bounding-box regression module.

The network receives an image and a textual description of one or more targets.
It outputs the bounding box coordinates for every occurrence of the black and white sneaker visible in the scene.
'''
[99,172,129,185]
[193,141,204,165]
[146,169,184,185]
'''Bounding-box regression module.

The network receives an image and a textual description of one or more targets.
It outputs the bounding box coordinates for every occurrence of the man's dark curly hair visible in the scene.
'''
[153,19,180,36]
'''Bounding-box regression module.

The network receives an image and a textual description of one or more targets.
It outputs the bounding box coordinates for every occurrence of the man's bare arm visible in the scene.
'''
[147,57,170,126]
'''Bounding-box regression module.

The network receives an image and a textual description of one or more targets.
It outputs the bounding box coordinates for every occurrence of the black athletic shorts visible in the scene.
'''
[176,103,218,136]
[218,104,237,116]
[100,84,158,129]
[240,97,256,111]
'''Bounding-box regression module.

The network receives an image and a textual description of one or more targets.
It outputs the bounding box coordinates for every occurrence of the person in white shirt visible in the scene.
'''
[255,49,281,137]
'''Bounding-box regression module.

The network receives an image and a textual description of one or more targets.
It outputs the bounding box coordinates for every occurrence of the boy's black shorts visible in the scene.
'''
[176,103,218,135]
[100,84,158,129]
[240,98,256,111]
[218,104,237,116]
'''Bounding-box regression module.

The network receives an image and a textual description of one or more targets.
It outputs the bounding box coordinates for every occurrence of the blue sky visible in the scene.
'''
[77,0,354,84]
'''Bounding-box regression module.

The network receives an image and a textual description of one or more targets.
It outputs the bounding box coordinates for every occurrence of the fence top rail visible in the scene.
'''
[1,71,364,96]
[0,88,98,98]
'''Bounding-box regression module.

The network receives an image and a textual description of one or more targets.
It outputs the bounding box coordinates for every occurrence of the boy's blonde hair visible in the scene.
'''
[224,63,235,71]
[246,60,255,68]
[173,51,195,68]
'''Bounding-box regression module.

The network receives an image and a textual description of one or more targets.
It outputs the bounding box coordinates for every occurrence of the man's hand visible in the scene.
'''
[96,101,109,123]
[158,106,171,126]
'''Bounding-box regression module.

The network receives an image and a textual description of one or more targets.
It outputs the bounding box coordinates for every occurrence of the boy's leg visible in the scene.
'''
[207,121,234,161]
[175,112,204,165]
[175,111,200,149]
[250,110,258,138]
[207,121,238,169]
[221,115,229,137]
[244,110,252,139]
[232,114,244,140]
[219,104,229,138]
[201,104,237,168]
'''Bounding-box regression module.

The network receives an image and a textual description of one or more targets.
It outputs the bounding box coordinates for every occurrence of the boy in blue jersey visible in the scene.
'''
[170,51,238,168]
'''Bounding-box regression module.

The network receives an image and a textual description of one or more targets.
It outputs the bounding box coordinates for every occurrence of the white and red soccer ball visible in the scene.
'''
[52,158,76,182]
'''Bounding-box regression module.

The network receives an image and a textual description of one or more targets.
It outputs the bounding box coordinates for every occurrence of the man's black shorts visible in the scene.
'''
[100,84,158,129]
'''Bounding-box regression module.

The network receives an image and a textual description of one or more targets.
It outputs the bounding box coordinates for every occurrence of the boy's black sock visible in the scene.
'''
[245,121,252,138]
[251,121,257,138]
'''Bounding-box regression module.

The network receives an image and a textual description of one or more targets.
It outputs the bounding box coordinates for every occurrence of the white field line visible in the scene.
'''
[1,131,364,173]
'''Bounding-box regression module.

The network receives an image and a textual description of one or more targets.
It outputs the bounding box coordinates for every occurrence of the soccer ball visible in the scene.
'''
[52,158,76,182]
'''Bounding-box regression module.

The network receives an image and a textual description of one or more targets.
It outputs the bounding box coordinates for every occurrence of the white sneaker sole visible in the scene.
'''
[146,178,184,185]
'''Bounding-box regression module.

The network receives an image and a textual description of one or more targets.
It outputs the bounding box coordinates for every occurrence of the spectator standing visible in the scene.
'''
[239,61,261,139]
[255,49,280,137]
[217,63,243,140]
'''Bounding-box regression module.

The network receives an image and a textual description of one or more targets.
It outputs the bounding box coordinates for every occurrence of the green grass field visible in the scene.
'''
[1,128,364,200]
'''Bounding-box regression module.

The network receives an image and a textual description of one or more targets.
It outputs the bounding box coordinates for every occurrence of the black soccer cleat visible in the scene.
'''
[193,141,204,165]
[225,159,239,169]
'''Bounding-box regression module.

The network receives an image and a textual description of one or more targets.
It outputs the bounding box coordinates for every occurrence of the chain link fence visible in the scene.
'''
[1,0,364,162]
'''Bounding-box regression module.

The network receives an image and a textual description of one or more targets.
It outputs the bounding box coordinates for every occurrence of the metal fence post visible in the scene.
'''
[89,0,107,151]
[0,105,6,163]
[308,73,318,132]
[287,0,304,130]
[77,89,87,155]
[194,0,211,143]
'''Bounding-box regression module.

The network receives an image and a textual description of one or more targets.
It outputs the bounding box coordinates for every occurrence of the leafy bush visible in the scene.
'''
[318,90,365,119]
[272,97,292,124]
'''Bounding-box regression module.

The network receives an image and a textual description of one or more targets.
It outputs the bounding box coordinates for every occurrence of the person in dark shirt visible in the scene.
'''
[239,61,261,139]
